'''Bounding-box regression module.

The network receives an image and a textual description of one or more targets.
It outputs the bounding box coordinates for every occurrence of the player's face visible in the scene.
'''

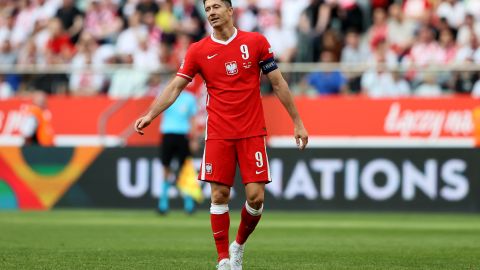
[204,0,233,28]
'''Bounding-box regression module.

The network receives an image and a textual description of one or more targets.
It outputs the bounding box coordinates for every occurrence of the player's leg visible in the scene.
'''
[236,182,265,244]
[230,136,270,270]
[198,139,236,268]
[210,182,231,264]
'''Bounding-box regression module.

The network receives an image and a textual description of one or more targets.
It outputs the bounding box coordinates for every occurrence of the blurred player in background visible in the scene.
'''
[134,0,308,269]
[157,88,198,215]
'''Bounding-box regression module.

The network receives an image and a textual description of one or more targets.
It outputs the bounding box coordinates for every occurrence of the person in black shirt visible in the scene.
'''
[55,0,84,43]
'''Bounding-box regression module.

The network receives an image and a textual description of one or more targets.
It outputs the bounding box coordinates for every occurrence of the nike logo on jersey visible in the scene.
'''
[255,170,265,175]
[213,230,224,235]
[207,54,218,59]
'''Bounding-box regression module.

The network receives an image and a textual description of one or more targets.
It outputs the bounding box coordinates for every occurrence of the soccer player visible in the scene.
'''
[134,0,308,269]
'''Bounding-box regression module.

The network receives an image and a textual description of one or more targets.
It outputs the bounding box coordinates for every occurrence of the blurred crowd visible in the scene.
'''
[0,0,480,99]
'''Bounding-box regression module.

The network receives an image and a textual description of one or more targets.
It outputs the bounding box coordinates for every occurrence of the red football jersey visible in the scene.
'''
[176,29,275,139]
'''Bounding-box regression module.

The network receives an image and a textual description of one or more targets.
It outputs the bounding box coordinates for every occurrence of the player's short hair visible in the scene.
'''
[203,0,232,8]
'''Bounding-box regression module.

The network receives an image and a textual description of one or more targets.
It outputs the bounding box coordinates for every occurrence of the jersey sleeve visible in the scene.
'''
[176,44,199,82]
[257,34,278,74]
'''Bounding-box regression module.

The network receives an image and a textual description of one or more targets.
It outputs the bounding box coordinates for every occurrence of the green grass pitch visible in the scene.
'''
[0,210,479,270]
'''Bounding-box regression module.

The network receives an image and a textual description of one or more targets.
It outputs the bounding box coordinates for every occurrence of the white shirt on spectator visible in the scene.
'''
[415,83,443,97]
[116,25,148,55]
[11,6,40,46]
[281,0,309,31]
[36,0,62,22]
[69,53,105,94]
[108,69,149,98]
[0,82,13,99]
[237,9,258,32]
[0,26,11,45]
[457,24,480,46]
[474,47,480,63]
[34,29,51,55]
[264,26,297,60]
[455,45,476,63]
[387,19,416,48]
[465,0,480,21]
[406,42,444,66]
[341,43,371,64]
[472,80,480,97]
[437,1,466,28]
[361,70,410,98]
[133,46,160,71]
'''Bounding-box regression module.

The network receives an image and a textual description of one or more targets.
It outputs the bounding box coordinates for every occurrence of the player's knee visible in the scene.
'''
[246,195,264,210]
[211,188,230,204]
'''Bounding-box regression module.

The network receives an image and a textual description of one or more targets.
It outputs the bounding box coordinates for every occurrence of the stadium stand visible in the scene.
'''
[0,0,479,98]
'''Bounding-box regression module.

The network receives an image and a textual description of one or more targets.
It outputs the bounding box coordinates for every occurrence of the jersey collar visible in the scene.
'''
[210,27,238,45]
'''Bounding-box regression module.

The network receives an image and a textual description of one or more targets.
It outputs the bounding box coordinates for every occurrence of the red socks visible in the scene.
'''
[210,202,263,262]
[235,202,263,245]
[210,204,230,262]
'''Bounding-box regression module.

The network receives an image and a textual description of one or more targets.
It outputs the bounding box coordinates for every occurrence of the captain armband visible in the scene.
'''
[259,57,278,74]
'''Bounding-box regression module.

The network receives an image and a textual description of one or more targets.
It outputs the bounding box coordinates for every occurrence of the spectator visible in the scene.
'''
[438,28,458,63]
[69,32,104,96]
[174,0,205,41]
[17,38,39,66]
[136,0,159,16]
[456,34,478,63]
[451,71,478,94]
[237,0,260,32]
[0,11,15,48]
[11,0,39,47]
[29,50,69,95]
[84,0,122,43]
[143,11,162,47]
[169,32,193,69]
[369,38,398,68]
[402,0,432,21]
[457,14,480,47]
[415,73,443,96]
[361,64,410,98]
[0,75,14,99]
[341,30,370,92]
[263,11,297,63]
[367,8,388,51]
[45,18,76,62]
[116,12,148,55]
[0,39,16,66]
[297,0,333,62]
[472,75,480,97]
[108,54,149,98]
[280,0,309,31]
[404,25,444,66]
[36,0,62,26]
[436,0,465,29]
[55,0,84,43]
[306,50,347,95]
[155,0,177,45]
[336,0,364,34]
[387,3,416,57]
[133,37,160,71]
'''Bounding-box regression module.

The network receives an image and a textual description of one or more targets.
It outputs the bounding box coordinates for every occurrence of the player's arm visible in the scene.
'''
[266,69,309,150]
[134,76,190,135]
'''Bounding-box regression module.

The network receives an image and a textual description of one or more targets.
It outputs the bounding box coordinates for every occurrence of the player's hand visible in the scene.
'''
[134,115,153,135]
[294,124,308,150]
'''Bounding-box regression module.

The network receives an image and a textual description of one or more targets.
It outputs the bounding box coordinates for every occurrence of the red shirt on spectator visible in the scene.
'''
[46,34,75,55]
